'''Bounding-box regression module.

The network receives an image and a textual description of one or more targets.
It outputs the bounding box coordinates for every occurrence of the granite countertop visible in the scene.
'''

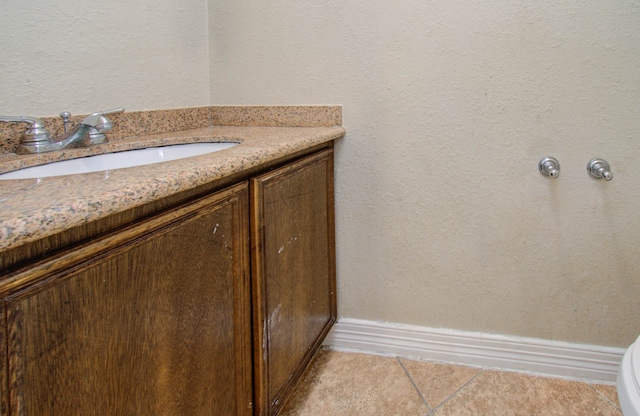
[0,125,345,252]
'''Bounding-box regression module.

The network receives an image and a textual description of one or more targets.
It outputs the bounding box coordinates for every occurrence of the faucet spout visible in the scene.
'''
[50,123,96,150]
[51,108,124,149]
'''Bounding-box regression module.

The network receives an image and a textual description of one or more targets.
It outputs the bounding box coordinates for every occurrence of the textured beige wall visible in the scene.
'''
[0,1,210,116]
[210,1,640,347]
[2,1,639,348]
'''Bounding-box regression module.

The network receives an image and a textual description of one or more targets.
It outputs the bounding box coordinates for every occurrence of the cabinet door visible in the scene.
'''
[5,183,252,416]
[0,303,7,416]
[251,148,337,415]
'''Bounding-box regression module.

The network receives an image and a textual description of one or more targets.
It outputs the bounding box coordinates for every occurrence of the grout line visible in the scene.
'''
[396,357,433,413]
[589,384,622,412]
[428,369,485,415]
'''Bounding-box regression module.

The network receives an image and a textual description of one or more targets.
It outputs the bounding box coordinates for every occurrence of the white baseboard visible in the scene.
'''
[323,318,625,385]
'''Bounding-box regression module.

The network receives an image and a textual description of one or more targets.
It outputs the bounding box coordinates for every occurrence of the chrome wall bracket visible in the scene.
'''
[587,158,613,181]
[538,157,560,178]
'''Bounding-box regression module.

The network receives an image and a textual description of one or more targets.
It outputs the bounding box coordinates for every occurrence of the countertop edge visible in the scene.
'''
[0,125,345,252]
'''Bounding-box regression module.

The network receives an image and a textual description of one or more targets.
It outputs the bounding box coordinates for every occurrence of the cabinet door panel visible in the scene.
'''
[251,149,337,415]
[5,183,252,416]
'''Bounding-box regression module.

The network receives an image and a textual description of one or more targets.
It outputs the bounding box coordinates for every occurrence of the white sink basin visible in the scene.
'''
[0,142,239,180]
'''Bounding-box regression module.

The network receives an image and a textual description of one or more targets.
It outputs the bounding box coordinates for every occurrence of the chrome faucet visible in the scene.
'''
[0,108,124,154]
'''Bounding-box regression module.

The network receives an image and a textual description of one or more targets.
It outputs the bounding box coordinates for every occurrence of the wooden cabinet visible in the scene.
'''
[251,149,337,415]
[0,146,336,416]
[3,183,252,416]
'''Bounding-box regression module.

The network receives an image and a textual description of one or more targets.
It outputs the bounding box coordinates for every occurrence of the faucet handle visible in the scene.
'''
[0,115,51,147]
[90,107,125,117]
[88,118,114,144]
[81,107,125,127]
[78,108,124,144]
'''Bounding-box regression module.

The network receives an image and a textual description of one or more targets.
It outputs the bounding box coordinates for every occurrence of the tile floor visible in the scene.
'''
[280,348,622,416]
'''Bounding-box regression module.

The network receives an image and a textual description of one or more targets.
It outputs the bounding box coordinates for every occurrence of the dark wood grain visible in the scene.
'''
[4,183,252,415]
[0,302,7,416]
[251,149,337,416]
[0,143,337,415]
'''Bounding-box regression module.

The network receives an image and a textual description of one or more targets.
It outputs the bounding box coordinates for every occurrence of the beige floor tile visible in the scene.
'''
[400,358,481,408]
[279,349,429,416]
[433,370,622,416]
[592,384,621,410]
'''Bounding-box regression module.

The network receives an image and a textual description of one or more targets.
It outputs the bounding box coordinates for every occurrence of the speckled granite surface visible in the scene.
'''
[0,106,344,252]
[211,106,342,127]
[0,106,341,154]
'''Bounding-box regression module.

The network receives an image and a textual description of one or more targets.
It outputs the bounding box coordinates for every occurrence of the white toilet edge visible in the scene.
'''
[618,338,640,416]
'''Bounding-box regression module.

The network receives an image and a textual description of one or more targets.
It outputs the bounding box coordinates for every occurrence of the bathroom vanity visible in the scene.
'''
[0,119,343,415]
